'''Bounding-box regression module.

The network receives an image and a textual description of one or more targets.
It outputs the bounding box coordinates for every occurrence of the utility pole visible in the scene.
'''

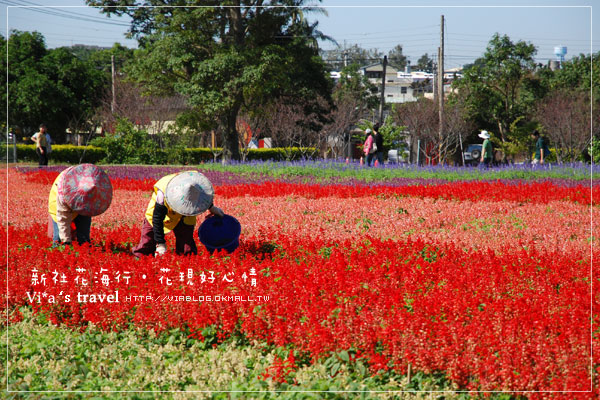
[432,61,437,101]
[111,55,116,114]
[438,15,445,164]
[378,55,387,125]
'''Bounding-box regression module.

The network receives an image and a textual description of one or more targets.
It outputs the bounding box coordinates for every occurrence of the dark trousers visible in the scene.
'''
[366,153,376,166]
[479,158,492,169]
[37,147,48,166]
[51,215,91,245]
[131,219,197,257]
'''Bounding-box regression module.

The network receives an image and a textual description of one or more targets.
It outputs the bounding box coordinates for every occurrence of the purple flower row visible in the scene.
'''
[15,164,597,188]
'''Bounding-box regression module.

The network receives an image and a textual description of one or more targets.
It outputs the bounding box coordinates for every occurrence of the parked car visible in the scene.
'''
[463,144,482,165]
[388,149,410,164]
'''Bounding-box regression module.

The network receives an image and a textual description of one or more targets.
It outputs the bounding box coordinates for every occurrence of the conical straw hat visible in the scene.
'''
[57,164,113,216]
[165,171,214,216]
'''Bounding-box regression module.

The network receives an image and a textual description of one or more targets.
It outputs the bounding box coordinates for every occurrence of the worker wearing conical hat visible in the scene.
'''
[48,164,113,245]
[132,171,224,257]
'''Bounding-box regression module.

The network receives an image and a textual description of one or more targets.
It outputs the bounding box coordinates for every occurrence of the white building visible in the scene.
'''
[361,63,417,104]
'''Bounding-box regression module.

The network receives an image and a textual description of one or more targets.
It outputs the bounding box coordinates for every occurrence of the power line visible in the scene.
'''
[326,24,439,37]
[2,1,131,28]
[447,31,592,43]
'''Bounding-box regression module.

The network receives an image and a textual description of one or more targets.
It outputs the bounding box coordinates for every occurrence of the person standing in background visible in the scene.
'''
[373,122,384,166]
[532,130,549,165]
[362,128,375,167]
[31,124,48,166]
[478,130,493,168]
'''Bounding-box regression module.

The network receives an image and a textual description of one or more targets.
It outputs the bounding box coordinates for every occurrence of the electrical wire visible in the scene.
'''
[1,0,131,27]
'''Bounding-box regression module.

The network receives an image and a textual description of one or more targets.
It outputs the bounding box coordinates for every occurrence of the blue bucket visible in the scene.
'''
[198,215,241,254]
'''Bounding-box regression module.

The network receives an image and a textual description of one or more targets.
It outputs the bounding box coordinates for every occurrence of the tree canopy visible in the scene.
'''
[3,30,107,142]
[387,44,408,71]
[320,44,383,71]
[416,53,433,72]
[452,33,537,144]
[89,1,333,161]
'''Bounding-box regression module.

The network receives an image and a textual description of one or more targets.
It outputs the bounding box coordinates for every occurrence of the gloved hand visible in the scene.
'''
[209,205,225,218]
[155,243,167,257]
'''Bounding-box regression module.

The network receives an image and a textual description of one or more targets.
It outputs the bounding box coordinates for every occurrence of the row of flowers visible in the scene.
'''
[15,169,599,204]
[2,223,597,396]
[5,172,596,255]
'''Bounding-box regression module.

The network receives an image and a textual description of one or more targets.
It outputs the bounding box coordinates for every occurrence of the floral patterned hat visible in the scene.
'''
[57,164,113,216]
[165,171,214,216]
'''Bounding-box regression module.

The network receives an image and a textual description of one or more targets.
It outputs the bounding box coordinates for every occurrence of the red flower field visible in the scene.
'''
[2,167,598,398]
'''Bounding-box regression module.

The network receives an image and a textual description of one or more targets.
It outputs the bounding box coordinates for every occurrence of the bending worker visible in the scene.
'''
[132,171,224,257]
[48,164,113,245]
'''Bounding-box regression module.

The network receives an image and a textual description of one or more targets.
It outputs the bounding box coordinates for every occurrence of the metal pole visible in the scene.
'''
[378,55,388,125]
[111,55,116,113]
[438,15,445,164]
[347,131,352,160]
[459,132,465,166]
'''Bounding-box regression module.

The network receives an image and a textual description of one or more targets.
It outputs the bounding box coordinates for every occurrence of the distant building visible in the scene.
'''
[361,63,417,104]
[410,70,435,82]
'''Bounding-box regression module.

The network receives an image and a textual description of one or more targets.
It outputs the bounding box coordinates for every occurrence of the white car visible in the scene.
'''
[387,149,410,164]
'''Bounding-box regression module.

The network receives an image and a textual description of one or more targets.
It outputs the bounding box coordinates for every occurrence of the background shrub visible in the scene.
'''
[2,144,106,164]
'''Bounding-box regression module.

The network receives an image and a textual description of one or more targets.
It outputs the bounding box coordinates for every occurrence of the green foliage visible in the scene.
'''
[191,161,592,182]
[355,119,407,154]
[3,30,107,141]
[7,143,316,165]
[71,42,135,74]
[387,44,408,70]
[90,119,168,165]
[3,144,106,164]
[496,117,538,161]
[334,63,379,109]
[551,53,600,101]
[452,33,538,142]
[89,1,332,161]
[3,315,476,397]
[416,53,434,72]
[589,137,600,164]
[321,44,383,70]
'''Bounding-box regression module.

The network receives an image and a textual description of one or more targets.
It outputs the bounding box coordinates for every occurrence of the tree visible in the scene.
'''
[392,98,438,164]
[333,63,378,109]
[392,97,472,165]
[89,1,333,161]
[388,44,408,70]
[535,89,594,162]
[321,44,383,70]
[321,64,378,158]
[95,76,190,137]
[416,53,433,72]
[551,53,600,101]
[443,100,475,164]
[3,30,107,142]
[451,33,537,144]
[252,95,324,160]
[85,43,136,74]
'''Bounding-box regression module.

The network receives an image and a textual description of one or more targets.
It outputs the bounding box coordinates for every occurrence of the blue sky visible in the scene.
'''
[1,0,597,69]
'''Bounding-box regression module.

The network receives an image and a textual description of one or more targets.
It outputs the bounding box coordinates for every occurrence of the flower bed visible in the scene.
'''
[3,166,598,397]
